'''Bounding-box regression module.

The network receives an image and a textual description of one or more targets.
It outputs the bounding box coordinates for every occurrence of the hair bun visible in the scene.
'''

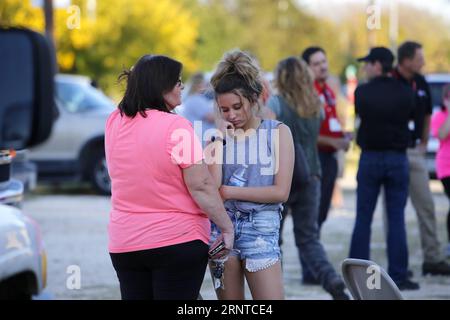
[211,50,263,96]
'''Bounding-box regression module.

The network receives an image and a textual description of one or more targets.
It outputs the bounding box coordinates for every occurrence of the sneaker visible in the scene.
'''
[422,261,450,276]
[325,278,350,300]
[407,269,414,279]
[396,279,420,291]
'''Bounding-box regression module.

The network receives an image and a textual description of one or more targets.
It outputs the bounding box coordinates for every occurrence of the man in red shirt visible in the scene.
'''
[302,47,352,231]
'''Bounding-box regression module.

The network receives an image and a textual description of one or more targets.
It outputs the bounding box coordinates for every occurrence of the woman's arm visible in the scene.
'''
[205,139,223,189]
[206,119,235,188]
[220,124,294,203]
[317,135,350,151]
[183,162,234,249]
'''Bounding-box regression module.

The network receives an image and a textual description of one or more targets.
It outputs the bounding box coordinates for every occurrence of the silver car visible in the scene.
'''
[29,74,114,194]
[0,152,47,299]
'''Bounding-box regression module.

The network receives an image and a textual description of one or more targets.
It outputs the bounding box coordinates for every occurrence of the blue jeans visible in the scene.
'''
[280,176,342,289]
[349,150,409,283]
[318,151,338,230]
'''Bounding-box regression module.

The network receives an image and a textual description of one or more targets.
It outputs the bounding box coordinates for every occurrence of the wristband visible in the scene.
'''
[211,136,226,145]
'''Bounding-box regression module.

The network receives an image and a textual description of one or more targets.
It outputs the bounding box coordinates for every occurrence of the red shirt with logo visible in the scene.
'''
[315,81,344,152]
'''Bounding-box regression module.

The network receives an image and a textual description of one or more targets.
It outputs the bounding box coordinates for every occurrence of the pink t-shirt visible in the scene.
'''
[431,109,450,179]
[105,109,210,253]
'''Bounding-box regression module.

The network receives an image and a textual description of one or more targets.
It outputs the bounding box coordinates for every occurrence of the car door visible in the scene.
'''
[28,79,88,175]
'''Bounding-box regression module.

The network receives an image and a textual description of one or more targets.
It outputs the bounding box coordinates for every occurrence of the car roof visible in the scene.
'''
[425,73,450,83]
[55,73,92,85]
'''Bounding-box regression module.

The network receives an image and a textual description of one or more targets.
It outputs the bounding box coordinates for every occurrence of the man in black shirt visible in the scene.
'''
[392,41,450,276]
[349,47,419,290]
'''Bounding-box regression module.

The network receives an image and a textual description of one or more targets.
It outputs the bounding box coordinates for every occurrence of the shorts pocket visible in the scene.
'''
[251,211,280,234]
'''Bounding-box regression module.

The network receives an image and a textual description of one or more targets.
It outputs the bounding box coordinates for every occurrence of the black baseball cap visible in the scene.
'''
[357,47,394,65]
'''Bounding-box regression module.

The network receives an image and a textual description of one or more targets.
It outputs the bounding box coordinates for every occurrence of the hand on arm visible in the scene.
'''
[204,139,223,189]
[204,119,231,189]
[215,119,235,137]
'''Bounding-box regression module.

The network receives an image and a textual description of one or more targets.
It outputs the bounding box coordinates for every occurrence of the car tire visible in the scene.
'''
[88,149,111,195]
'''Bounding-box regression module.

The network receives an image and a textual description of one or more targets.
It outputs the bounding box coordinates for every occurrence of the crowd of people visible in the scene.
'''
[104,40,450,300]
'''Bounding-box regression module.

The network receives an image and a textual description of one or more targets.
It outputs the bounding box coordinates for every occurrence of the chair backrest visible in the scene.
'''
[341,258,404,300]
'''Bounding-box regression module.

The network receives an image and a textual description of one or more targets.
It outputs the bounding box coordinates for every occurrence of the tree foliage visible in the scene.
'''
[1,0,199,95]
[1,0,449,96]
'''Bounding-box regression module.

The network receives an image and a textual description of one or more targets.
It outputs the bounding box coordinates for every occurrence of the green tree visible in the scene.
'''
[332,3,450,75]
[73,0,199,95]
[1,0,200,96]
[0,0,97,70]
[180,0,338,72]
[211,0,338,72]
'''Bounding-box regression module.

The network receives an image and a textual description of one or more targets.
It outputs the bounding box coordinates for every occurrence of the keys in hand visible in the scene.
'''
[212,261,225,290]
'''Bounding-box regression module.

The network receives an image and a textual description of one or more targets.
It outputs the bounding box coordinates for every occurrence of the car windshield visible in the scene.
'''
[56,80,114,113]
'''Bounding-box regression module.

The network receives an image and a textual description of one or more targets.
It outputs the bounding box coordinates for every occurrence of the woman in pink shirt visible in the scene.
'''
[431,84,450,258]
[105,55,233,300]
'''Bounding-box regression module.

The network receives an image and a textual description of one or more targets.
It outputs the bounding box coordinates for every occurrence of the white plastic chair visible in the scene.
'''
[341,258,404,300]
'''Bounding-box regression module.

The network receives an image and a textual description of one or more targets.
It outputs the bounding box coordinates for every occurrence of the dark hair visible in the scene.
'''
[118,55,182,118]
[398,41,422,65]
[301,46,326,64]
[369,59,393,74]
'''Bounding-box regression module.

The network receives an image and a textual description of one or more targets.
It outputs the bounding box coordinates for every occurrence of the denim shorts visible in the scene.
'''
[210,209,282,272]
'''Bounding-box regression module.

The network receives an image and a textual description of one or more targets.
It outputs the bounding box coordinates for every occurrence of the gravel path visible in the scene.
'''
[23,179,450,300]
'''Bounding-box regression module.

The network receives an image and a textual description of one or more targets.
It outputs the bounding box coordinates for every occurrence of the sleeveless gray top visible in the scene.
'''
[222,119,283,213]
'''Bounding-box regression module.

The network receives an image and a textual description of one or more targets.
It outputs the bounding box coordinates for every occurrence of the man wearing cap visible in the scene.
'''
[392,41,450,276]
[349,47,420,290]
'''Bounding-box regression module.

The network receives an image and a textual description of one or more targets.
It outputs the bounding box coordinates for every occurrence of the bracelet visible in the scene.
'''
[211,136,226,145]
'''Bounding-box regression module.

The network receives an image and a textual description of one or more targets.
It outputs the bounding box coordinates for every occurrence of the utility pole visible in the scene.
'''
[367,0,376,48]
[43,0,57,72]
[87,0,97,20]
[389,0,399,54]
[43,0,54,45]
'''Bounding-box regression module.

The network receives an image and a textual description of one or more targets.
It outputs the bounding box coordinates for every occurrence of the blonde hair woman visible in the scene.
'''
[267,56,349,300]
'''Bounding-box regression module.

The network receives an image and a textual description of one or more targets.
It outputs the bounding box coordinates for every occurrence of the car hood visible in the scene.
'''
[0,204,26,231]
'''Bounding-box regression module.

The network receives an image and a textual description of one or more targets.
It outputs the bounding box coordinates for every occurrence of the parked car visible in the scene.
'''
[0,151,47,299]
[11,150,37,193]
[28,74,115,194]
[0,27,55,300]
[425,73,450,179]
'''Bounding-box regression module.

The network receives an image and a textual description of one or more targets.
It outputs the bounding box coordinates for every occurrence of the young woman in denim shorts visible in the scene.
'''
[206,50,294,299]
